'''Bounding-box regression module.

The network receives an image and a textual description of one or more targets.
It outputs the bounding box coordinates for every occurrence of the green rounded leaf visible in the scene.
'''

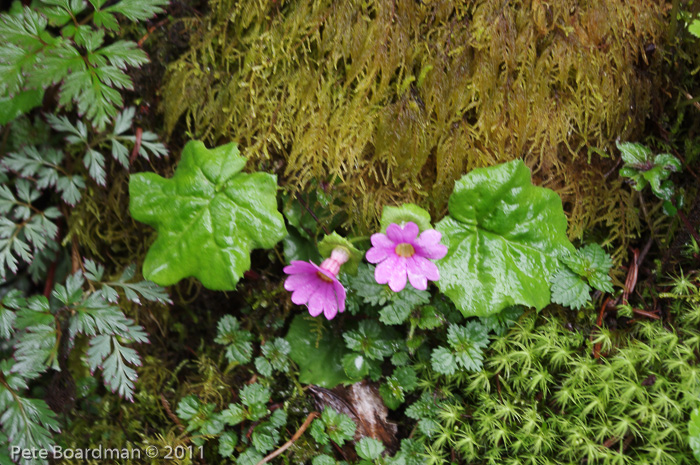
[436,160,574,317]
[285,315,351,388]
[129,141,287,290]
[550,266,591,310]
[380,203,432,232]
[689,408,700,461]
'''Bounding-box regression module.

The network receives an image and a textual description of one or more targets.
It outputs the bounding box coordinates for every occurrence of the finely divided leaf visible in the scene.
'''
[104,0,168,22]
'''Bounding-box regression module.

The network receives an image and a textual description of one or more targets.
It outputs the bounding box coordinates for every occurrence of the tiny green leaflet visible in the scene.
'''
[129,141,287,290]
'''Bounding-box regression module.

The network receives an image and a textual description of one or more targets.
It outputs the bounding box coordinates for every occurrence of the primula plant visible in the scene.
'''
[4,1,700,463]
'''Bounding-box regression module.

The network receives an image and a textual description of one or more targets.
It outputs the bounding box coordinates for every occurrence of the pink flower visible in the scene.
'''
[283,249,348,320]
[366,222,447,292]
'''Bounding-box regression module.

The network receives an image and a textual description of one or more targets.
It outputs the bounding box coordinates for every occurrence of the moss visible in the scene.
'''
[162,0,666,257]
[410,281,700,465]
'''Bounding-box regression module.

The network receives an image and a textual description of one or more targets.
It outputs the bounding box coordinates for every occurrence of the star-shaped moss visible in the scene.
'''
[129,141,286,290]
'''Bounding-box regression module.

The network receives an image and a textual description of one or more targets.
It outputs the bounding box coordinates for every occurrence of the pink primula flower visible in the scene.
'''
[283,248,348,320]
[366,221,447,292]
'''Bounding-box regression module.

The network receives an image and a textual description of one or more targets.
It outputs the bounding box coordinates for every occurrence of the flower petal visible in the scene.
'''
[415,230,448,259]
[388,262,408,292]
[284,260,320,275]
[332,281,347,314]
[290,278,319,305]
[324,295,338,319]
[375,255,400,285]
[406,257,428,290]
[386,222,419,244]
[317,267,337,282]
[307,288,325,317]
[370,232,395,249]
[284,273,314,291]
[411,255,440,281]
[366,244,391,263]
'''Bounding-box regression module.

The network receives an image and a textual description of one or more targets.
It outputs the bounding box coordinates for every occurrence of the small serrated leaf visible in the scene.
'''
[431,346,457,376]
[214,315,253,364]
[356,437,385,460]
[550,266,591,310]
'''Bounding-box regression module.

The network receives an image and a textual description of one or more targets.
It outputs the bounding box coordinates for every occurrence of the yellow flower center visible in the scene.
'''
[395,243,415,258]
[317,271,334,283]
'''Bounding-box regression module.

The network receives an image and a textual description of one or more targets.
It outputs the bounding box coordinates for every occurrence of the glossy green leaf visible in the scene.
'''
[436,160,574,317]
[431,346,457,375]
[285,314,350,388]
[129,141,286,290]
[617,142,681,205]
[479,306,523,336]
[617,141,652,166]
[565,244,613,293]
[342,353,370,380]
[237,448,263,465]
[690,19,700,38]
[251,422,279,453]
[314,407,356,446]
[312,455,337,465]
[214,315,253,364]
[282,228,320,263]
[689,409,700,461]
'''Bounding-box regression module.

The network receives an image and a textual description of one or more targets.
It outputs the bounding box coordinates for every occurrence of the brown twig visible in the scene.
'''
[622,248,639,304]
[130,127,143,164]
[160,394,185,431]
[256,412,320,465]
[637,236,654,272]
[594,296,614,359]
[295,194,330,236]
[631,308,660,320]
[43,259,58,298]
[70,236,82,274]
[137,18,170,47]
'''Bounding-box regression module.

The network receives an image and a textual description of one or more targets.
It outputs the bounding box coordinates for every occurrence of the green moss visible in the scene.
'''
[409,283,700,465]
[162,0,666,256]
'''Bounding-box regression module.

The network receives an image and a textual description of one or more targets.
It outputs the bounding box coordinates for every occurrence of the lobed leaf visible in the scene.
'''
[129,141,287,289]
[436,160,574,317]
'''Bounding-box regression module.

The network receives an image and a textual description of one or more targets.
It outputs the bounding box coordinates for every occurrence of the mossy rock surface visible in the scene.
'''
[163,0,665,257]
